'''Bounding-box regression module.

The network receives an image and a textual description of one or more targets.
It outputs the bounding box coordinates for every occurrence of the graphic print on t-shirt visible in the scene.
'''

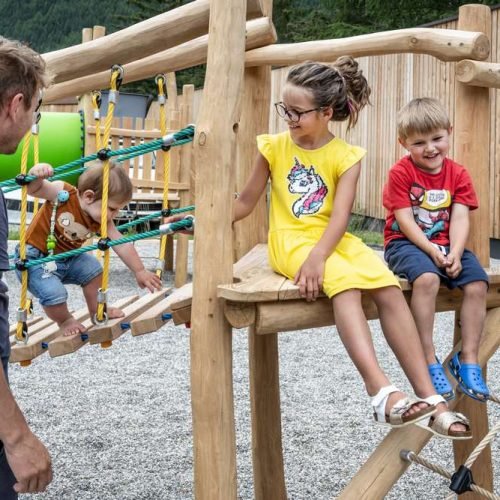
[287,157,328,217]
[57,212,93,245]
[393,182,451,240]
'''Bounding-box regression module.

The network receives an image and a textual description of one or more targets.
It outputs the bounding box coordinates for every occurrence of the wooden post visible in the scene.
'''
[78,26,106,157]
[175,84,195,288]
[452,6,492,498]
[233,0,285,497]
[190,0,246,498]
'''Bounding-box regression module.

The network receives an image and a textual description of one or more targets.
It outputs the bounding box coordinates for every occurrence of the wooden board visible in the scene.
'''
[48,296,137,358]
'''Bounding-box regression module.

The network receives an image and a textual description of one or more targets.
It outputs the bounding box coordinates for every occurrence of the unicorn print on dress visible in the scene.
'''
[287,157,328,217]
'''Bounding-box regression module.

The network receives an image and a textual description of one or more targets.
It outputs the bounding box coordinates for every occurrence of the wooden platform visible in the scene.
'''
[135,243,500,335]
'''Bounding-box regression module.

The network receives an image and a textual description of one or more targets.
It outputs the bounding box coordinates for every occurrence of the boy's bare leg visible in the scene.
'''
[82,274,125,322]
[43,303,86,336]
[371,285,465,432]
[410,273,441,364]
[332,289,424,418]
[459,280,487,364]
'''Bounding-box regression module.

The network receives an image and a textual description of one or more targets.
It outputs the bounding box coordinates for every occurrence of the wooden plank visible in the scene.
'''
[130,286,189,336]
[131,179,189,191]
[9,307,91,364]
[87,290,168,345]
[87,126,163,139]
[10,317,54,346]
[48,296,137,358]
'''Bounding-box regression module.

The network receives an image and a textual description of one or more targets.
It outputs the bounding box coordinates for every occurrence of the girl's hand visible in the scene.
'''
[135,269,162,292]
[294,251,326,302]
[28,163,53,179]
[445,251,462,279]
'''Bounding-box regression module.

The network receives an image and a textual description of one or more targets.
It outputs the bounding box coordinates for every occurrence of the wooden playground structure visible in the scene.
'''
[6,0,500,498]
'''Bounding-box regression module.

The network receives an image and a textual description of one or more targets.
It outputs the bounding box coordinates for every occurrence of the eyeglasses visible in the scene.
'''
[274,102,322,123]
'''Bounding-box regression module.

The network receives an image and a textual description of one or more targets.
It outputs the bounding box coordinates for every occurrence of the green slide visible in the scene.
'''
[0,111,85,183]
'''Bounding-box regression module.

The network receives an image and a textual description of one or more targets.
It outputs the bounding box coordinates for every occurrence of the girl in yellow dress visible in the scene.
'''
[233,57,471,439]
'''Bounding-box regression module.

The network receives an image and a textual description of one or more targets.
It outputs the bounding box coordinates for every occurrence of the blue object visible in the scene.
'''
[428,358,454,401]
[120,322,130,330]
[448,351,490,402]
[161,313,172,321]
[57,190,70,203]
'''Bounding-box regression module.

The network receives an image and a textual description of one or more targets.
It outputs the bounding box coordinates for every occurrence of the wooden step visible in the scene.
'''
[48,296,137,358]
[130,283,192,336]
[87,289,170,346]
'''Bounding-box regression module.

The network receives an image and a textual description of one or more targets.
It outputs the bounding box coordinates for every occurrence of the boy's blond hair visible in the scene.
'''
[397,97,451,141]
[78,162,133,204]
[0,37,51,111]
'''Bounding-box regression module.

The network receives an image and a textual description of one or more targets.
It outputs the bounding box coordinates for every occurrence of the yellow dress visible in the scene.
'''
[258,132,399,298]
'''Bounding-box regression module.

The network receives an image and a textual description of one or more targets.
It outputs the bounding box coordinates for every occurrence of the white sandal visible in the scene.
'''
[371,385,436,428]
[416,395,472,440]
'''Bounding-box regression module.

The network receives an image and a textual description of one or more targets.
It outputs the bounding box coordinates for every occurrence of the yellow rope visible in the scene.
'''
[155,74,171,278]
[32,130,40,216]
[96,68,121,322]
[16,131,32,341]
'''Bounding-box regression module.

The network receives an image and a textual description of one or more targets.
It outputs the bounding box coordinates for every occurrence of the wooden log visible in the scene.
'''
[245,27,489,67]
[456,60,500,88]
[44,17,276,103]
[43,0,265,84]
[452,7,492,498]
[87,125,163,139]
[175,84,195,288]
[48,296,137,358]
[87,290,168,345]
[190,0,247,497]
[249,326,287,500]
[338,306,500,499]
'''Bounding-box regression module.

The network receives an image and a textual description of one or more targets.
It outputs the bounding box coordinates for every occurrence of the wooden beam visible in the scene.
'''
[43,0,265,84]
[456,60,500,88]
[453,7,492,497]
[44,17,276,103]
[190,0,247,496]
[245,28,489,67]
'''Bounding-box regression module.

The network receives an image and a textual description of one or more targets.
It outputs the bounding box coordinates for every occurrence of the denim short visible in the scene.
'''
[15,244,103,306]
[385,239,489,289]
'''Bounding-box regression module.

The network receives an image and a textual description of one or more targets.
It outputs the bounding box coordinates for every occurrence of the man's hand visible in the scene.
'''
[5,431,52,493]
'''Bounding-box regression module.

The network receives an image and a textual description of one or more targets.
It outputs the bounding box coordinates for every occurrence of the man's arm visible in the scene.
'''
[0,368,52,493]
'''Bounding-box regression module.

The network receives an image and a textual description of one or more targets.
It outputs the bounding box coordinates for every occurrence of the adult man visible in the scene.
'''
[0,36,52,497]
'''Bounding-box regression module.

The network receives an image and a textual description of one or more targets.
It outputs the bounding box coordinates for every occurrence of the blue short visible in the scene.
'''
[385,240,488,289]
[15,244,102,307]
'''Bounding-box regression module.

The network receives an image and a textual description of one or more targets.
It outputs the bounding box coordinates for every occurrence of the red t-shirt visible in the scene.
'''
[383,156,478,247]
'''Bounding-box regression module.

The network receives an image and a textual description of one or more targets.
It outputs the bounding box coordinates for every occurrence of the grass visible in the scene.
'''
[347,214,384,247]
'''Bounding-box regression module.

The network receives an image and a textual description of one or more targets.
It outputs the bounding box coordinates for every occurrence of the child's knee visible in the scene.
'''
[413,272,440,293]
[462,280,487,300]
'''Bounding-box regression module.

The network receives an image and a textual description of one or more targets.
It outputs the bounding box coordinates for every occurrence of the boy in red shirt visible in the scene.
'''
[383,97,489,403]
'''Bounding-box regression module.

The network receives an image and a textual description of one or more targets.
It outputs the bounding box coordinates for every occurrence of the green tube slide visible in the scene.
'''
[0,111,85,183]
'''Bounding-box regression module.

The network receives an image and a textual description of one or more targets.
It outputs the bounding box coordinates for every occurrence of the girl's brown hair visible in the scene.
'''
[286,56,371,129]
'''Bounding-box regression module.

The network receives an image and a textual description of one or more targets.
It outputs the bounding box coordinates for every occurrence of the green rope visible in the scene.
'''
[11,217,194,271]
[0,124,195,190]
[116,205,194,232]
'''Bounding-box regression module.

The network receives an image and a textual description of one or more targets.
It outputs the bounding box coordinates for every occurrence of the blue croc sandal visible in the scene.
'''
[448,351,490,402]
[428,358,455,401]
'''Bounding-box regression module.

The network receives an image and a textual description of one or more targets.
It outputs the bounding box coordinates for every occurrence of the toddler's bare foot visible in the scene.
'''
[59,317,87,336]
[107,306,125,320]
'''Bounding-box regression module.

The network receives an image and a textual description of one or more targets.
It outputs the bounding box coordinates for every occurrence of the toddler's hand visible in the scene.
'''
[135,269,162,292]
[28,163,53,179]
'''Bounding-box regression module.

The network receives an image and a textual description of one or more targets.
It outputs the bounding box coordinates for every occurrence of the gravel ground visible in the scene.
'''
[4,240,499,500]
